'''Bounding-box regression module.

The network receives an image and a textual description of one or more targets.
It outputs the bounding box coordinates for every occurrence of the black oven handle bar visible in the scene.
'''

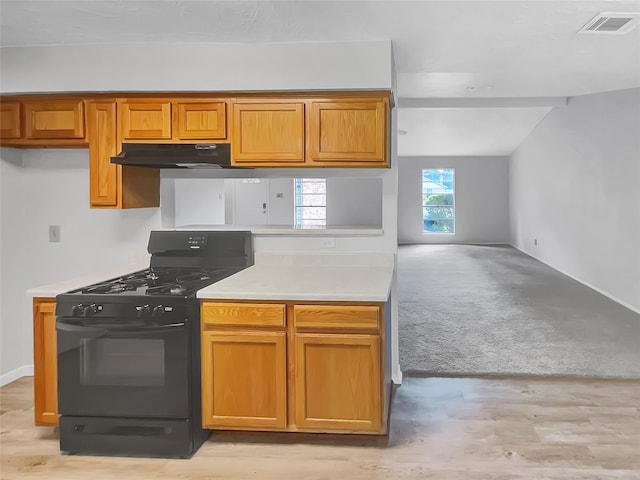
[56,319,186,334]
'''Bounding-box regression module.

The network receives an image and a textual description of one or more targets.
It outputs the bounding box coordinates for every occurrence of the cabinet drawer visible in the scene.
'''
[293,305,380,331]
[202,303,286,327]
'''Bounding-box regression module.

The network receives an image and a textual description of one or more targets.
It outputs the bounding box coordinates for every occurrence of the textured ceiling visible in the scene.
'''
[1,0,639,98]
[1,0,639,155]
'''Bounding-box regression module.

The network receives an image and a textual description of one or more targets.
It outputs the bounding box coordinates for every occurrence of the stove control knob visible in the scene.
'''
[136,304,150,318]
[152,305,164,318]
[71,304,83,316]
[82,304,98,316]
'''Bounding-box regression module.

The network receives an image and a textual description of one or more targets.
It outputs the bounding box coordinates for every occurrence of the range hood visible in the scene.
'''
[111,143,239,168]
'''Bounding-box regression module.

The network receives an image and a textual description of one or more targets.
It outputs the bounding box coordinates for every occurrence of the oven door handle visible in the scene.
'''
[56,320,186,333]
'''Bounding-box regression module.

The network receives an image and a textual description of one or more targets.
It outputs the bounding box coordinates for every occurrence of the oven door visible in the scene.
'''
[56,317,190,418]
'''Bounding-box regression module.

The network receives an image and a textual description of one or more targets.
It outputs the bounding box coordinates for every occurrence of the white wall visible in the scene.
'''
[267,178,295,225]
[174,179,225,226]
[0,40,400,382]
[510,88,640,312]
[326,178,383,226]
[0,149,162,382]
[398,156,510,244]
[0,41,392,94]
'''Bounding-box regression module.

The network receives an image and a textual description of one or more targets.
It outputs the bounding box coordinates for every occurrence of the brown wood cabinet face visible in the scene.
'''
[88,102,119,207]
[33,299,58,427]
[202,331,287,430]
[232,103,305,164]
[121,101,172,140]
[202,303,285,327]
[25,100,85,140]
[308,100,387,165]
[295,333,381,432]
[0,101,21,139]
[293,305,379,331]
[176,101,226,140]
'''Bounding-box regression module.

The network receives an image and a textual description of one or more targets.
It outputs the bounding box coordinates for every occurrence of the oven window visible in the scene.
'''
[80,338,165,387]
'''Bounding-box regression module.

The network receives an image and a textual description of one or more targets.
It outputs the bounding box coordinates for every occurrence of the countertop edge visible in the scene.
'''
[26,261,150,299]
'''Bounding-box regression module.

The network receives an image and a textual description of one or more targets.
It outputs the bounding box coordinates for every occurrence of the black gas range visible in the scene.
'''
[55,230,253,458]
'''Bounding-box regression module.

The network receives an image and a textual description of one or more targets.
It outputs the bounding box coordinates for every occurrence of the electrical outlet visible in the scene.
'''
[49,225,61,243]
[321,238,336,249]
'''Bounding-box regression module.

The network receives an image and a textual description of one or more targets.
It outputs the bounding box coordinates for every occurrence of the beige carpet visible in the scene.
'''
[398,244,640,378]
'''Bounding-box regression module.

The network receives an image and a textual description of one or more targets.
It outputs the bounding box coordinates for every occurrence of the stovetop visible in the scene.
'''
[67,267,241,298]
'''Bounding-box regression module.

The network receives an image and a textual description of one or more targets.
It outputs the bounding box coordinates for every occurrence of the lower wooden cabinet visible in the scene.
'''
[294,333,381,432]
[32,298,58,427]
[201,300,389,435]
[201,330,287,430]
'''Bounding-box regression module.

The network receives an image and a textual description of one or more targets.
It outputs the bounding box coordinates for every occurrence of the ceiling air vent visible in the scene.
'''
[578,12,640,34]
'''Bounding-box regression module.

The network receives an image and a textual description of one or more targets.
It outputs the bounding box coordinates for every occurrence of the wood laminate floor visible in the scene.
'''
[1,376,639,479]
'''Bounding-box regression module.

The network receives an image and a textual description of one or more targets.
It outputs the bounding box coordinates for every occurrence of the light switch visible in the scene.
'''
[49,225,61,243]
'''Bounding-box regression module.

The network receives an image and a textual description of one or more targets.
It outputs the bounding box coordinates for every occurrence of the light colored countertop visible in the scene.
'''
[26,260,150,298]
[197,253,395,302]
[26,253,395,303]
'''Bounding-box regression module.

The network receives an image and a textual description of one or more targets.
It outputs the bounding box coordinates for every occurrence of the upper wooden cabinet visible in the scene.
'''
[0,101,21,140]
[88,102,119,207]
[0,98,87,146]
[119,99,228,143]
[176,101,226,140]
[88,100,160,209]
[120,100,172,140]
[230,96,389,168]
[308,99,387,166]
[25,100,85,140]
[232,102,305,165]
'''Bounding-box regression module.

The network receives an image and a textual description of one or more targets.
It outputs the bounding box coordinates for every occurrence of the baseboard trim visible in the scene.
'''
[510,244,640,315]
[398,241,511,246]
[1,364,33,387]
[392,365,403,384]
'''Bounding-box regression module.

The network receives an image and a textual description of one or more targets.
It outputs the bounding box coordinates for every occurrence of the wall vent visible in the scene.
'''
[578,12,640,34]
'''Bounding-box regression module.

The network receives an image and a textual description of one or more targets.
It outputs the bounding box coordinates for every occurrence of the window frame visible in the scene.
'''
[421,168,455,235]
[294,178,327,227]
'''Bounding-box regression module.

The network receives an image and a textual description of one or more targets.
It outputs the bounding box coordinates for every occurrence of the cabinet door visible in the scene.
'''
[33,299,58,427]
[176,101,226,140]
[308,100,387,165]
[88,102,119,207]
[232,102,305,164]
[295,333,381,432]
[24,100,85,140]
[121,101,171,140]
[0,101,21,139]
[202,331,287,430]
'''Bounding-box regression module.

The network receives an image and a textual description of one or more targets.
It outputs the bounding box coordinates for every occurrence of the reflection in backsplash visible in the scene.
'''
[173,177,383,228]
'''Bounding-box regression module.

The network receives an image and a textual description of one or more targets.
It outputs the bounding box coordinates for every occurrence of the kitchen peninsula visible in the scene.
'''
[198,252,394,434]
[26,251,395,437]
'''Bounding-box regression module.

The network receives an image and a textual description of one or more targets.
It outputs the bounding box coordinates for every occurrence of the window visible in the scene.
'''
[295,178,326,227]
[422,169,455,234]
